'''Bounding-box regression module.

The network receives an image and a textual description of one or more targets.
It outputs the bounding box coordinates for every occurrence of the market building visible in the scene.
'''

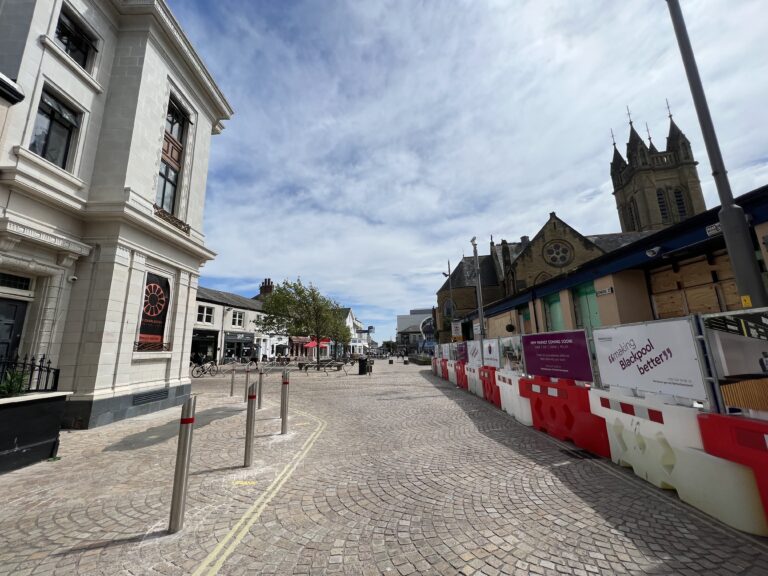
[0,0,232,427]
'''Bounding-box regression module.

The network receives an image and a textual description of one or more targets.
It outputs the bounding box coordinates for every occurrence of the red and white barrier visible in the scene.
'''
[589,389,768,535]
[431,358,438,376]
[446,360,457,385]
[495,370,532,426]
[465,365,483,399]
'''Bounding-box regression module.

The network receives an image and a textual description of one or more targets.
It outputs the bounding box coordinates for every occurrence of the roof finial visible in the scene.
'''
[666,98,673,120]
[645,122,653,145]
[490,234,494,243]
[610,128,616,146]
[626,105,633,126]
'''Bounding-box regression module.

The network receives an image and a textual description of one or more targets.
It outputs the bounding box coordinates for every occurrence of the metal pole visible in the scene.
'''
[244,383,257,467]
[257,368,264,409]
[243,364,250,402]
[280,368,289,435]
[471,238,486,366]
[666,0,767,308]
[229,365,235,397]
[168,395,196,534]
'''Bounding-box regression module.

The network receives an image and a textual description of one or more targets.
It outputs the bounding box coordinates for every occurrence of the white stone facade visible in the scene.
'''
[0,0,232,427]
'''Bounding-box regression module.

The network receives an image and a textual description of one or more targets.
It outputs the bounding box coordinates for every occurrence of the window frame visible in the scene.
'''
[155,97,188,215]
[657,189,670,224]
[29,89,81,171]
[54,6,98,72]
[197,305,214,324]
[231,310,244,328]
[674,189,688,220]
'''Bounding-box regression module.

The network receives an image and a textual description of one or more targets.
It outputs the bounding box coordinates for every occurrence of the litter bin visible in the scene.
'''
[358,358,368,375]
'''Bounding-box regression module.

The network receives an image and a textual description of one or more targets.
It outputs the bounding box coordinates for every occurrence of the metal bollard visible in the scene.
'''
[244,382,257,467]
[280,369,289,434]
[257,369,264,409]
[243,364,251,402]
[230,366,235,397]
[169,395,196,534]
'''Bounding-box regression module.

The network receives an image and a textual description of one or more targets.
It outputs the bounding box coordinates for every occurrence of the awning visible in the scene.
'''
[304,340,330,348]
[291,336,311,344]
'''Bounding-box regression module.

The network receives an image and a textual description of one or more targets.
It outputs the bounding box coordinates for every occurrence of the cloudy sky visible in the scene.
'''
[166,0,768,342]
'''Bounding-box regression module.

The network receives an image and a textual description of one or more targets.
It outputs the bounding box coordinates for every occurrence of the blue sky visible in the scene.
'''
[166,0,768,342]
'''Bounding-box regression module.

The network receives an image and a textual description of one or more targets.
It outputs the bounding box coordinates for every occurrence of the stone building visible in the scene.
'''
[611,119,706,232]
[0,0,232,427]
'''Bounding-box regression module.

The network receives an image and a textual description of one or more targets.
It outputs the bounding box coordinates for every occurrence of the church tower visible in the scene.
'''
[611,114,706,233]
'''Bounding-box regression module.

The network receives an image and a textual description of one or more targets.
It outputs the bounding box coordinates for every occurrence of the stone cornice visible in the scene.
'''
[0,217,92,257]
[110,0,233,122]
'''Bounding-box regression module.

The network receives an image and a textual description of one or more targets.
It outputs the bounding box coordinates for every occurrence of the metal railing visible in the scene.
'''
[134,341,172,352]
[0,354,60,393]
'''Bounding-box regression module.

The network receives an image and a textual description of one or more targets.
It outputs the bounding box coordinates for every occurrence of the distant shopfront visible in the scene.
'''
[191,329,218,361]
[224,331,255,360]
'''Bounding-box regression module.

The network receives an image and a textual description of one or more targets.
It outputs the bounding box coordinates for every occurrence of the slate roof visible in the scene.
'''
[587,231,653,252]
[438,255,499,293]
[197,286,264,312]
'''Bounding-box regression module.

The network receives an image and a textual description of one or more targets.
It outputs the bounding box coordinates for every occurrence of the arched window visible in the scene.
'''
[443,298,454,319]
[657,189,670,223]
[627,198,640,231]
[674,189,688,220]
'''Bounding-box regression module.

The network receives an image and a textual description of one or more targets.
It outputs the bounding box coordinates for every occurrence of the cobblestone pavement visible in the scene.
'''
[1,362,768,575]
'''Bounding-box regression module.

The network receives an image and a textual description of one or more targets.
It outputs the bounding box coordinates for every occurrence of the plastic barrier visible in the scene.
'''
[455,361,468,390]
[496,370,532,426]
[446,360,457,385]
[589,390,767,535]
[431,358,438,376]
[440,359,449,380]
[698,413,768,531]
[479,366,500,408]
[519,376,610,459]
[465,365,483,399]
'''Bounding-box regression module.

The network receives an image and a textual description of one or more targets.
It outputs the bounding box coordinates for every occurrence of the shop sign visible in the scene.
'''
[596,286,614,297]
[594,318,707,402]
[224,332,255,343]
[522,330,592,382]
[139,273,171,345]
[451,321,463,337]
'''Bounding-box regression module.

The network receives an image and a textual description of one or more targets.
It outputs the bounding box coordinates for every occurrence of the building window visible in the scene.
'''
[156,98,187,214]
[54,7,96,71]
[674,189,688,220]
[657,189,670,223]
[0,273,32,291]
[232,311,244,327]
[197,305,213,324]
[29,91,80,170]
[627,198,640,231]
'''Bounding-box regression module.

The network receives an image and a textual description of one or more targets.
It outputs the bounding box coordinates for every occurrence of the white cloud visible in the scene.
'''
[169,0,768,341]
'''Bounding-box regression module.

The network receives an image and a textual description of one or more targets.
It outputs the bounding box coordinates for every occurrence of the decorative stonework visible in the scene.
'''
[542,240,574,268]
[153,205,191,234]
[0,219,92,256]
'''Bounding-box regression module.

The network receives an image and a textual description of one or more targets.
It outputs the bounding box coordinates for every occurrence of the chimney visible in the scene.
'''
[520,235,530,247]
[259,278,273,297]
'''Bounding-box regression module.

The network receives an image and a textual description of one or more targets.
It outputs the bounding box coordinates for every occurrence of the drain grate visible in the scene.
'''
[560,448,599,460]
[132,389,169,406]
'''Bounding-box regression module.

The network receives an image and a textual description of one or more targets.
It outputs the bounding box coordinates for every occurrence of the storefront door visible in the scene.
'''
[0,298,27,360]
[573,282,601,333]
[543,293,565,331]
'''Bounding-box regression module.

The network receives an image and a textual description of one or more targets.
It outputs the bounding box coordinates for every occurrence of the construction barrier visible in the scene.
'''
[446,360,457,385]
[496,370,532,426]
[698,413,768,533]
[465,365,483,399]
[440,359,449,380]
[519,376,610,459]
[479,366,500,408]
[431,358,438,376]
[589,390,768,535]
[455,361,468,390]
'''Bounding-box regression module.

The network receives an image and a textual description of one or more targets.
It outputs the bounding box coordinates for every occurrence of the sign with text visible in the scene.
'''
[467,341,482,367]
[440,344,451,359]
[594,318,708,402]
[483,339,500,368]
[522,330,592,382]
[451,321,463,338]
[500,336,523,373]
[456,342,468,363]
[139,273,171,345]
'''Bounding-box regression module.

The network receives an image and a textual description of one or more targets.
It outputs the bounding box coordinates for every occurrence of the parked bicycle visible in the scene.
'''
[191,360,218,378]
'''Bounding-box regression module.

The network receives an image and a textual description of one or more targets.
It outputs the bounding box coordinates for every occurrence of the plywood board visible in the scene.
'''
[680,259,713,288]
[650,268,678,294]
[652,290,686,319]
[718,280,742,311]
[712,254,735,281]
[685,284,720,314]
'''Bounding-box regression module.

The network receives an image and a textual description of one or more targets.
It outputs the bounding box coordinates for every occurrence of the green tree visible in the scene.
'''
[255,279,348,370]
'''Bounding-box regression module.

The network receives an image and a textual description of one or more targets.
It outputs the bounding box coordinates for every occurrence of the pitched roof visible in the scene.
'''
[437,255,499,293]
[197,286,264,312]
[586,231,653,252]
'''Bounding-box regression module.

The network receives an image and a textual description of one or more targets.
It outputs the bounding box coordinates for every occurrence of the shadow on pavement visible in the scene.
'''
[418,368,768,573]
[104,406,243,452]
[53,530,167,556]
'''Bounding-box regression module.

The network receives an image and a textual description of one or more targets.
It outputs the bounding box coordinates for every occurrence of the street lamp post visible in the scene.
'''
[666,0,767,308]
[470,237,486,367]
[442,259,455,341]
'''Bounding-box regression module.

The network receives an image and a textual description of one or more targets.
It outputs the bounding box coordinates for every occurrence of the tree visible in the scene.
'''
[254,279,348,370]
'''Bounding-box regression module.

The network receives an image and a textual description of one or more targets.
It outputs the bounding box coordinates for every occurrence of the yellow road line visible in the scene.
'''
[192,407,326,576]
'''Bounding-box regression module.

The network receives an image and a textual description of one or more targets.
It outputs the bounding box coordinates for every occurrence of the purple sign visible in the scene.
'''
[456,342,468,363]
[522,330,593,382]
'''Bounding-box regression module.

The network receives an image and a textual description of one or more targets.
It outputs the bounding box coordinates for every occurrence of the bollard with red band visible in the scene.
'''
[257,368,264,409]
[244,382,257,467]
[230,365,235,397]
[243,364,251,402]
[280,369,289,435]
[169,395,196,533]
[519,375,610,458]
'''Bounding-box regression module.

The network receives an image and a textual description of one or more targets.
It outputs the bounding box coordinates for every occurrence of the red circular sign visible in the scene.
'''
[144,283,167,317]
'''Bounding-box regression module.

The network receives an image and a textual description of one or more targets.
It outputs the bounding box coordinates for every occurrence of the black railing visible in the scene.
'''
[134,341,172,352]
[0,355,60,393]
